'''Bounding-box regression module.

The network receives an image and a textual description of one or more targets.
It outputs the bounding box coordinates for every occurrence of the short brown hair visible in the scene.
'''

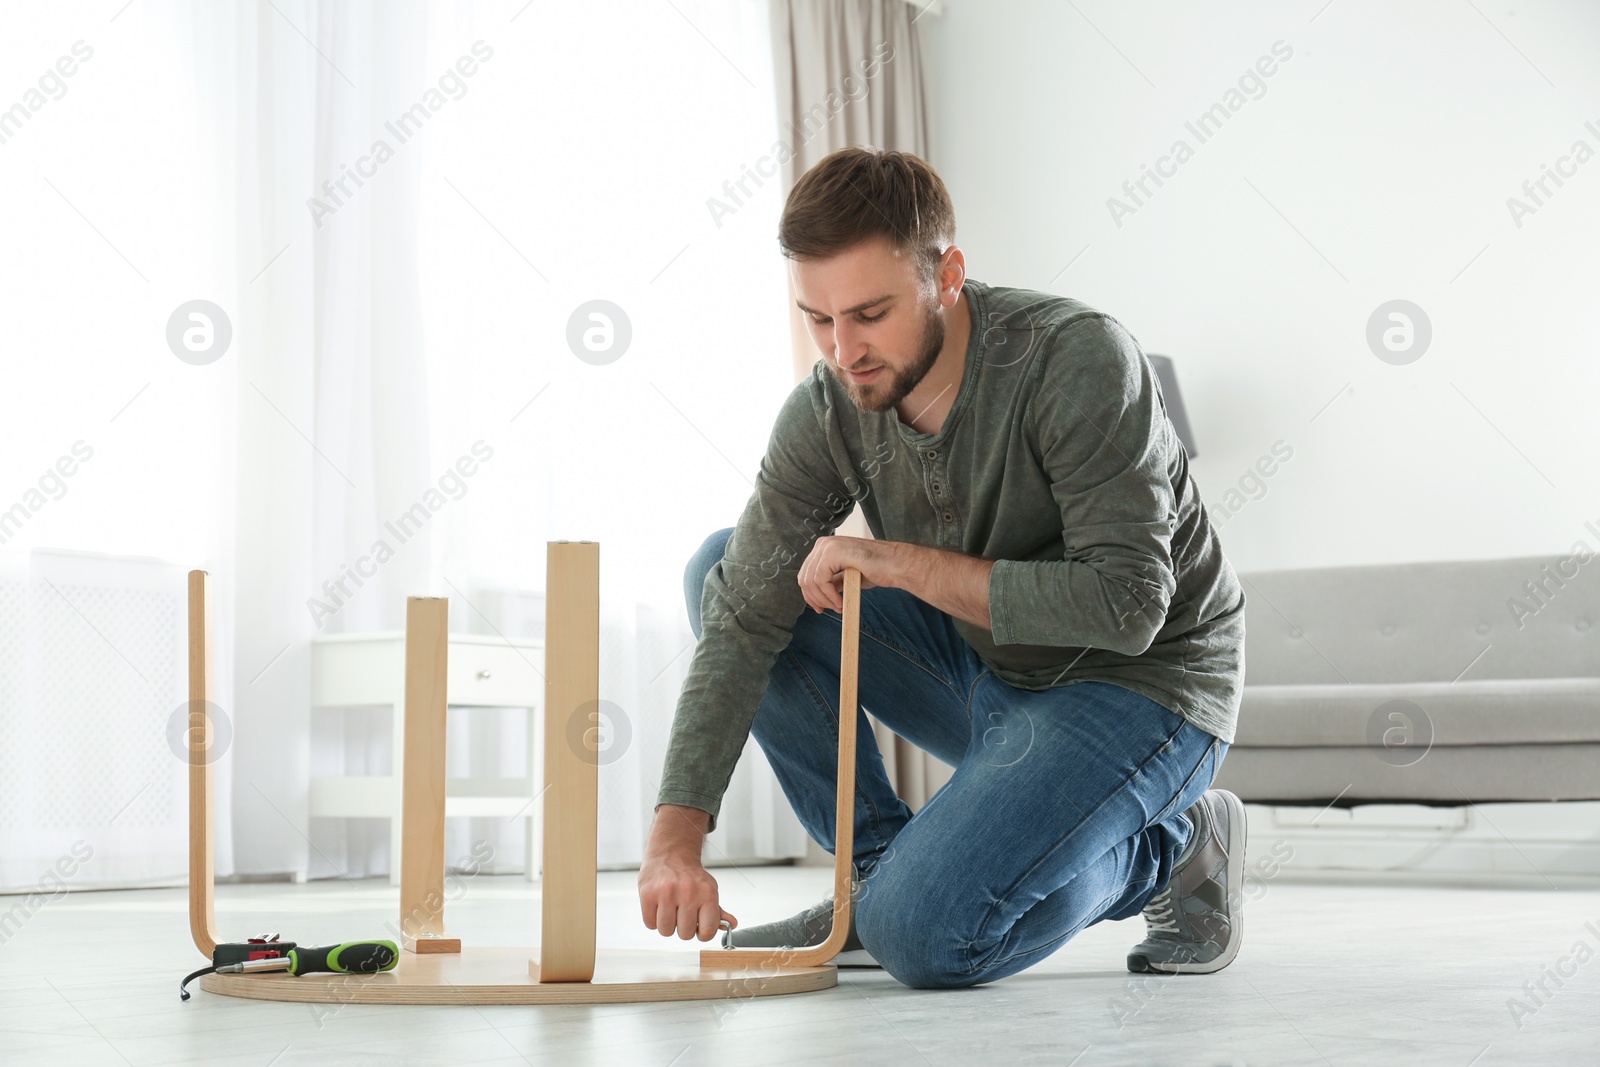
[778,148,955,286]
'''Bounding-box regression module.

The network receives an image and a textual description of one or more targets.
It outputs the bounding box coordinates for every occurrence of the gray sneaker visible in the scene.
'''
[1127,788,1246,974]
[722,871,880,967]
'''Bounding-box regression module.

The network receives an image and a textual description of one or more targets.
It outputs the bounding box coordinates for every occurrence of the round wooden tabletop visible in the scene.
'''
[198,947,838,1005]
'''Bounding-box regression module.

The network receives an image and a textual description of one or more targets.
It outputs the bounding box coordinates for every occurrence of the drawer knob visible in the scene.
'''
[477,669,492,681]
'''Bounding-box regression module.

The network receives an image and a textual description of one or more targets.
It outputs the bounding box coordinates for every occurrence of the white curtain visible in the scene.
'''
[216,0,438,881]
[0,0,806,892]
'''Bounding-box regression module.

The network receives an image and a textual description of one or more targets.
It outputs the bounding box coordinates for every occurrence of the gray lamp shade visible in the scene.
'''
[1147,354,1196,459]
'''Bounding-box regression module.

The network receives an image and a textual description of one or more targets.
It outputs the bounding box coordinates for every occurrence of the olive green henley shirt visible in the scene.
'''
[657,278,1247,831]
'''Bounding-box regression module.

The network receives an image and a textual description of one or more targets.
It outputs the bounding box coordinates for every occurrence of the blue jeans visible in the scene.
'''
[684,528,1228,989]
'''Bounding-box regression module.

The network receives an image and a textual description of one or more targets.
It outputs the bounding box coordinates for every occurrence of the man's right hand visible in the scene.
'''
[637,803,738,941]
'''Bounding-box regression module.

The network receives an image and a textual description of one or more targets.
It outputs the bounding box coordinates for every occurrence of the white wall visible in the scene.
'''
[924,0,1600,572]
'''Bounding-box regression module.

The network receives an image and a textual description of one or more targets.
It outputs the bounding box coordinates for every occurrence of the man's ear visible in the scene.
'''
[934,246,966,307]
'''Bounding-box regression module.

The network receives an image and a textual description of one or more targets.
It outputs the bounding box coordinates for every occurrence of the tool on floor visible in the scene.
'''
[179,934,294,1001]
[179,936,398,1001]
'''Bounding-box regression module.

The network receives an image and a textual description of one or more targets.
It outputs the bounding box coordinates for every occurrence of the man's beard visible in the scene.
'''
[836,299,945,415]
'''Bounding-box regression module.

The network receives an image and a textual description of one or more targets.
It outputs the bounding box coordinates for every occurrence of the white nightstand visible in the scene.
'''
[309,631,546,885]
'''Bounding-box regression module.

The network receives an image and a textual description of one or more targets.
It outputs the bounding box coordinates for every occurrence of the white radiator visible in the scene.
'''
[0,549,189,893]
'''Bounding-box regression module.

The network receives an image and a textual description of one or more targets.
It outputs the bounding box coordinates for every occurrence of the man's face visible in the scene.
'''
[791,236,945,415]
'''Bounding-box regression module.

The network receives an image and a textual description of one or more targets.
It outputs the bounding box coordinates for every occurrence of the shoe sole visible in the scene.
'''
[1136,788,1247,975]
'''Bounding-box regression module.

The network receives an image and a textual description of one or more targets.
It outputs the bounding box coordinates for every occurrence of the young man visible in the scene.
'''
[637,147,1248,988]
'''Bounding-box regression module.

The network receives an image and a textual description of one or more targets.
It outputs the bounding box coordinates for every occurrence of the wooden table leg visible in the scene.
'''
[699,566,861,969]
[532,540,601,982]
[399,596,460,954]
[187,570,220,958]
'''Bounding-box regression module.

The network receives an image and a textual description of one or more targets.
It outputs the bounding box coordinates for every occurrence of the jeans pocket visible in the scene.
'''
[1147,734,1220,828]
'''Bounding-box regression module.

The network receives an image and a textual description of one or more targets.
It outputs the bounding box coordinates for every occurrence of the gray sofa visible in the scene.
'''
[1211,554,1600,805]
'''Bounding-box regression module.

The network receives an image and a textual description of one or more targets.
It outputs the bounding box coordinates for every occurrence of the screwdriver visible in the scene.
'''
[215,939,399,977]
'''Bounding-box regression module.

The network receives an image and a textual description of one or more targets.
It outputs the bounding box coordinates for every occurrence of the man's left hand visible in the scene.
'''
[797,535,903,614]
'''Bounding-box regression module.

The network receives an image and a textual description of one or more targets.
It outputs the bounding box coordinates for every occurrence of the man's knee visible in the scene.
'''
[854,863,988,990]
[683,527,735,639]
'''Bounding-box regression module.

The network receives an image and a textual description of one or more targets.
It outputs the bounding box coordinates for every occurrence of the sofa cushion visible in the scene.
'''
[1213,743,1600,803]
[1239,555,1599,686]
[1234,677,1600,747]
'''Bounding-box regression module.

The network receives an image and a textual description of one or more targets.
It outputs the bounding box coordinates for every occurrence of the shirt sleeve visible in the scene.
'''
[986,315,1179,657]
[655,374,855,832]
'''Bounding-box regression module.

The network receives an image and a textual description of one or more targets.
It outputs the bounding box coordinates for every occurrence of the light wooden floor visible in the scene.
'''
[2,867,1596,1066]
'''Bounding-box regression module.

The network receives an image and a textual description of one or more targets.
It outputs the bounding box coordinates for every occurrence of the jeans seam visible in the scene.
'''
[964,669,991,721]
[961,716,1190,979]
[1148,734,1219,828]
[983,871,1140,978]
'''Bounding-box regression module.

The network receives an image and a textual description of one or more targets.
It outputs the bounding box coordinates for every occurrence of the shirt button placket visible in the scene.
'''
[924,448,955,534]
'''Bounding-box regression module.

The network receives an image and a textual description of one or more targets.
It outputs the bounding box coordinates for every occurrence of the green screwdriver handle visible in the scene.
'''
[287,940,399,976]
